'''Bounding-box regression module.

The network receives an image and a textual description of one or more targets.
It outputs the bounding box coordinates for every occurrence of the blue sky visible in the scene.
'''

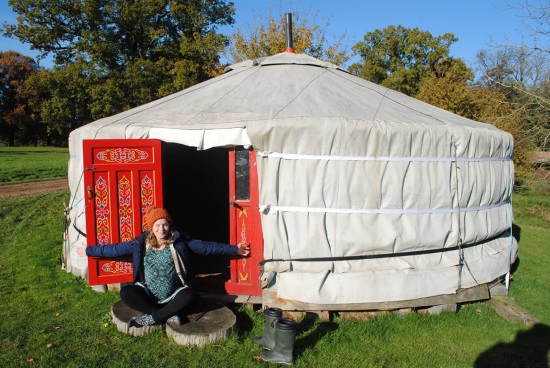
[0,0,533,68]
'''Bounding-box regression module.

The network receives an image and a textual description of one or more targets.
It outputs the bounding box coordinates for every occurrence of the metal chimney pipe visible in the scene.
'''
[285,13,295,53]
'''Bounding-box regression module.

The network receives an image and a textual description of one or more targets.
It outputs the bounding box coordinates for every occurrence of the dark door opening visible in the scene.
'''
[161,142,230,292]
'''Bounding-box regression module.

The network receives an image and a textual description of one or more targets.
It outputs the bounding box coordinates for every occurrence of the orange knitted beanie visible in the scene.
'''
[145,206,172,231]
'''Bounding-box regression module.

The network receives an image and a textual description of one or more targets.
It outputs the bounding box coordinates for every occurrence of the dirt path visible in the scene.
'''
[0,178,69,199]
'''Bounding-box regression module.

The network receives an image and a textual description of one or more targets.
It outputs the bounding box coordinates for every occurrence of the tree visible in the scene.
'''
[416,58,531,179]
[475,1,550,152]
[504,0,550,56]
[226,4,349,66]
[0,51,40,146]
[2,0,234,69]
[476,46,550,152]
[351,25,458,96]
[24,63,94,146]
[2,0,236,134]
[416,58,475,116]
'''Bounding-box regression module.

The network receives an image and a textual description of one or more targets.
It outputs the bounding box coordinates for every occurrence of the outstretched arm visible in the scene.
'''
[82,232,147,258]
[187,239,250,257]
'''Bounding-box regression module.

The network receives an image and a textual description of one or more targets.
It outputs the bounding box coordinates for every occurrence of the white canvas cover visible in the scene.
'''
[65,52,517,304]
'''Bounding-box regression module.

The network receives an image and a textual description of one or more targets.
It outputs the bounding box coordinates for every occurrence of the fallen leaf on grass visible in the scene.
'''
[46,343,53,348]
[55,312,60,318]
[53,326,60,330]
[26,358,34,363]
[253,355,262,361]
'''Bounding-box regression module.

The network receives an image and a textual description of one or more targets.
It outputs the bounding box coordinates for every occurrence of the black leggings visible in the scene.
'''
[120,284,196,322]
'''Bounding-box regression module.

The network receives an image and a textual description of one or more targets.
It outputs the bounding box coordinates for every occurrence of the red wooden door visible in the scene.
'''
[225,147,263,296]
[83,139,163,286]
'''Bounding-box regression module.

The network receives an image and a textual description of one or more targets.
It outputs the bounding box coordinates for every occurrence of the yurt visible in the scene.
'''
[64,51,517,311]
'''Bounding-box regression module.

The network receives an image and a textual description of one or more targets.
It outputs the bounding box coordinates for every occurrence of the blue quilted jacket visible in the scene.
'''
[85,230,238,286]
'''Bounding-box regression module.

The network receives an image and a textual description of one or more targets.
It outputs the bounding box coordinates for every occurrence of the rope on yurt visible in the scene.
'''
[452,139,465,292]
[455,141,486,292]
[63,170,84,270]
[452,139,480,292]
[65,171,84,219]
[259,230,509,265]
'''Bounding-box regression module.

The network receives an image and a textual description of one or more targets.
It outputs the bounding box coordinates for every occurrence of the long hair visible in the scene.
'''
[146,229,174,249]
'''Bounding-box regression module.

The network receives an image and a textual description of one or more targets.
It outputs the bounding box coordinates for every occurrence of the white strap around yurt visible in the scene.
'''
[259,200,510,215]
[257,151,512,162]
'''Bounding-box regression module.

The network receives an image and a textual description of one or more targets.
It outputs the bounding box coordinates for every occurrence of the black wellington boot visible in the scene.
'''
[260,318,298,365]
[253,307,283,350]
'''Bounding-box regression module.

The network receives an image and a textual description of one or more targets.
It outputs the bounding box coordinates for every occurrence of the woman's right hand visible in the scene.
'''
[237,243,251,257]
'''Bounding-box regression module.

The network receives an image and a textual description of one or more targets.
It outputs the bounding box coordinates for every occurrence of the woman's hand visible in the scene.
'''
[76,242,87,257]
[237,243,251,257]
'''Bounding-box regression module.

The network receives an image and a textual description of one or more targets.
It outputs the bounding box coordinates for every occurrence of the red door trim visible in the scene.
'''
[225,149,263,296]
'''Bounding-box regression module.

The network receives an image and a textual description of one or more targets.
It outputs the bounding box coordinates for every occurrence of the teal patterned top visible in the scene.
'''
[144,245,182,302]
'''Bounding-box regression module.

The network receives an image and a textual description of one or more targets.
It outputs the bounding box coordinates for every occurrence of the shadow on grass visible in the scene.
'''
[474,323,550,368]
[295,312,339,359]
[511,223,522,276]
[512,223,521,244]
[232,305,255,339]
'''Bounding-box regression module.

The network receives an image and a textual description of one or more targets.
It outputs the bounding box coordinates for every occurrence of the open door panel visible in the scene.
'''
[83,139,163,285]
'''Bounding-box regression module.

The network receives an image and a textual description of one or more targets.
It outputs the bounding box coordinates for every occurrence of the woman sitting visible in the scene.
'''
[83,206,250,327]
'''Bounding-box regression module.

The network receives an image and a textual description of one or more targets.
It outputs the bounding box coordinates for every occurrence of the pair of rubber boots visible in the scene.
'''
[254,307,298,365]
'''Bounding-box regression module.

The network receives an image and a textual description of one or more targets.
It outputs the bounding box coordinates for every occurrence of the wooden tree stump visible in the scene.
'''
[111,300,162,337]
[165,302,236,347]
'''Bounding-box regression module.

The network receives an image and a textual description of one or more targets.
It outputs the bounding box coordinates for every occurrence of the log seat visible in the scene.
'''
[165,301,236,347]
[111,300,162,337]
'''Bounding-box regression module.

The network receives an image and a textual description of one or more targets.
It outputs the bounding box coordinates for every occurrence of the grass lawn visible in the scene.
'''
[0,147,69,183]
[0,147,548,367]
[0,190,548,367]
[507,192,550,323]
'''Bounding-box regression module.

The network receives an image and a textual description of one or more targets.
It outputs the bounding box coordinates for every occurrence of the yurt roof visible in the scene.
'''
[75,52,504,138]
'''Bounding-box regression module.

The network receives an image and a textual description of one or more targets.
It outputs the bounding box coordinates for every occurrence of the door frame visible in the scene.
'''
[225,147,263,296]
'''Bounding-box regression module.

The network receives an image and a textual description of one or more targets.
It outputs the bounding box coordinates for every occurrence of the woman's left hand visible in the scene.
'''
[237,243,251,257]
[76,242,87,257]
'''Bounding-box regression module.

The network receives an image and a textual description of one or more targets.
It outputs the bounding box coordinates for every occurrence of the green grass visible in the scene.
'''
[508,191,550,324]
[0,147,69,183]
[0,190,548,367]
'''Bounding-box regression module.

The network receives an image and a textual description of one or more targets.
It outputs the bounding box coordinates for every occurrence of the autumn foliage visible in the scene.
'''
[226,6,349,66]
[416,59,531,179]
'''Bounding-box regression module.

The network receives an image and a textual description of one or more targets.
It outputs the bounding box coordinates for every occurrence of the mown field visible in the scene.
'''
[0,147,548,367]
[0,147,69,183]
